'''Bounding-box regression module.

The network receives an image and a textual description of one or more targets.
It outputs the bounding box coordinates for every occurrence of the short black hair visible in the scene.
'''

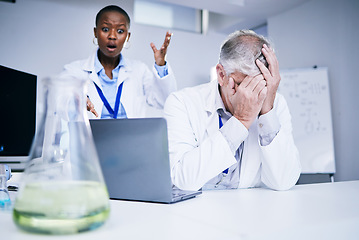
[95,5,131,27]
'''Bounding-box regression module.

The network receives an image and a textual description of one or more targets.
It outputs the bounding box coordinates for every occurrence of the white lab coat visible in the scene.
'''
[62,51,177,119]
[164,80,301,191]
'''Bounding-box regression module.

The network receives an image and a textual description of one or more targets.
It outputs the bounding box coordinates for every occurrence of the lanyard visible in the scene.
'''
[94,81,124,119]
[219,113,246,177]
[219,114,223,128]
[218,114,229,174]
[219,114,244,176]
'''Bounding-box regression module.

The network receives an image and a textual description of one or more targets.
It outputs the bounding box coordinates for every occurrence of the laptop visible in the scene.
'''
[89,118,201,203]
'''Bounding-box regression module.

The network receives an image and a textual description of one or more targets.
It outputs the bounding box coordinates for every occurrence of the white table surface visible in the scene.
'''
[2,180,359,240]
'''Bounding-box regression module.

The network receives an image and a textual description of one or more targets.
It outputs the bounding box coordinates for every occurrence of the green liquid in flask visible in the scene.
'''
[13,181,110,234]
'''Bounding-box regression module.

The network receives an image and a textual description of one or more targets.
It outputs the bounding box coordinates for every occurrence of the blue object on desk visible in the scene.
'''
[4,165,11,181]
[0,164,11,209]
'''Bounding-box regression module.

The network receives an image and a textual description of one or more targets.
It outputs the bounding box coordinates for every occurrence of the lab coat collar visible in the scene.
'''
[82,49,133,74]
[203,79,232,120]
[83,50,132,90]
[204,80,221,115]
[203,80,224,136]
[82,50,97,73]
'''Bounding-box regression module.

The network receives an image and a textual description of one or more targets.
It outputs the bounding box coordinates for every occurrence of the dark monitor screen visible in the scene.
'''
[0,65,37,170]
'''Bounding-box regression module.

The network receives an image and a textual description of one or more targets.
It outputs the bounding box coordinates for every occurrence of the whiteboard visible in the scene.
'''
[278,67,335,173]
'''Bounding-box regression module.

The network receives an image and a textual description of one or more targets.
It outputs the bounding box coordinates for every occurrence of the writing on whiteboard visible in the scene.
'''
[278,68,335,173]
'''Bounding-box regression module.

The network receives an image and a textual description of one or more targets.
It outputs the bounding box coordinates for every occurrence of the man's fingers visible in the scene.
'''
[238,75,252,88]
[256,59,270,75]
[261,44,279,74]
[253,79,267,96]
[258,86,267,103]
[243,74,264,92]
[256,59,273,88]
[261,44,274,64]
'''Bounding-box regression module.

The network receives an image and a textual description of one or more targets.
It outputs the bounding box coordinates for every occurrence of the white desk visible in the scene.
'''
[2,180,359,240]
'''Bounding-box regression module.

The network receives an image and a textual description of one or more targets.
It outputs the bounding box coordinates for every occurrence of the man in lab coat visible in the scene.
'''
[164,30,301,191]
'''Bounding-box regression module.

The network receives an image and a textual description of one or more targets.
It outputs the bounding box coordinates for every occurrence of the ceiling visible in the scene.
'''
[144,0,311,34]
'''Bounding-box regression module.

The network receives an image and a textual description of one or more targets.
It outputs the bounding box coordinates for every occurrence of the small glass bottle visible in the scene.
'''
[12,75,110,234]
[0,164,11,210]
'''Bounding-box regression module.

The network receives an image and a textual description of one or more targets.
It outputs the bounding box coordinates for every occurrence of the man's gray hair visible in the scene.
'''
[219,30,273,76]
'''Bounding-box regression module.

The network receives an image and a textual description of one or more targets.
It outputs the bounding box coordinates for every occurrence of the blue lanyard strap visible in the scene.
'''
[219,114,223,128]
[218,114,228,174]
[94,81,124,119]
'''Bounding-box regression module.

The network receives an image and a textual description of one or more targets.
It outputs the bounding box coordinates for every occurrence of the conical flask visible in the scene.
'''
[13,75,110,234]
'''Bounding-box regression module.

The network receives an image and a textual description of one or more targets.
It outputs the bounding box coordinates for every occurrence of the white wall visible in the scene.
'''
[268,0,359,181]
[0,0,225,115]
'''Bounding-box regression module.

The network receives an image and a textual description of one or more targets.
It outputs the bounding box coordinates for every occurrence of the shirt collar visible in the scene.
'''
[94,50,125,74]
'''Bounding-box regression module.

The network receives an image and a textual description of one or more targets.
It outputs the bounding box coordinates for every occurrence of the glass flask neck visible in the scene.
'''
[43,77,88,123]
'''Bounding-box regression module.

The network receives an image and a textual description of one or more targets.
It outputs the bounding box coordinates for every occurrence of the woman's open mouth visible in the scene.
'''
[107,44,117,52]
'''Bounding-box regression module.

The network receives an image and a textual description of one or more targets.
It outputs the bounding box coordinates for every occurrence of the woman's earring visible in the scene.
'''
[123,40,131,49]
[123,34,130,49]
[93,37,98,46]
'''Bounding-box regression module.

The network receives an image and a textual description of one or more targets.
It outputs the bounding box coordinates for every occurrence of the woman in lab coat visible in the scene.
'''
[62,5,176,119]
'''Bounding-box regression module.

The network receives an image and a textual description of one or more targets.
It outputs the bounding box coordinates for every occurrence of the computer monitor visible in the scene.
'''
[0,65,37,172]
